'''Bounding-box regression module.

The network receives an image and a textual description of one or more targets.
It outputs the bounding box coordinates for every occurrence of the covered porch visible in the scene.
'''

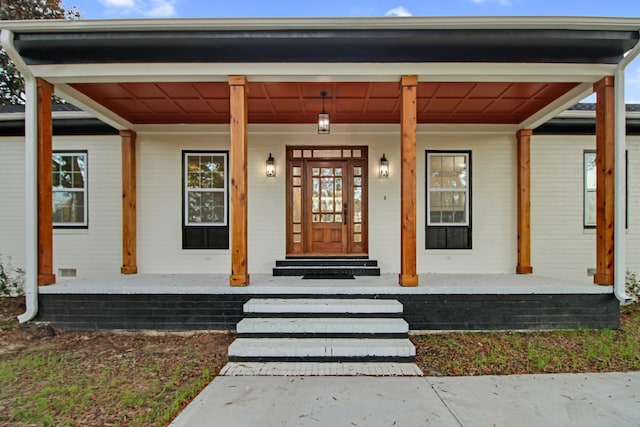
[1,16,638,327]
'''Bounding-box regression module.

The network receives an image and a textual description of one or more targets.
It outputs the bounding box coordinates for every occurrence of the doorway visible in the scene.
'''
[287,146,368,256]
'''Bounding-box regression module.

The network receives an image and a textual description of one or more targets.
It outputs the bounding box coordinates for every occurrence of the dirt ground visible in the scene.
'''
[0,297,234,426]
[0,298,232,358]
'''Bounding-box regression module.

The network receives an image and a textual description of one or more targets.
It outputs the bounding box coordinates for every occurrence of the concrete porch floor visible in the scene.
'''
[37,273,612,295]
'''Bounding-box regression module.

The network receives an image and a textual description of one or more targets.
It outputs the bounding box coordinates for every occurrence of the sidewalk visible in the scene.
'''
[169,372,640,426]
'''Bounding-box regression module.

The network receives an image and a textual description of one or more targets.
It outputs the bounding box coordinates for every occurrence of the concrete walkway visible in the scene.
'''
[169,372,640,426]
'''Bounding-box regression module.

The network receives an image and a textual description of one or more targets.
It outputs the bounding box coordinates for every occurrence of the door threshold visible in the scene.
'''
[285,254,369,259]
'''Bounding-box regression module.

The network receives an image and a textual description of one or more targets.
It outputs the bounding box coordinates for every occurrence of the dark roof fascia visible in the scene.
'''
[0,103,82,114]
[534,117,640,136]
[0,118,119,137]
[11,27,639,65]
[568,103,640,112]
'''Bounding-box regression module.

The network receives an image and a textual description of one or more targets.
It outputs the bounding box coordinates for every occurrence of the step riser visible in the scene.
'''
[237,333,408,339]
[244,298,403,315]
[229,356,416,363]
[285,256,369,260]
[276,260,378,267]
[273,268,380,276]
[228,338,415,358]
[221,362,423,377]
[243,313,403,319]
[237,318,409,335]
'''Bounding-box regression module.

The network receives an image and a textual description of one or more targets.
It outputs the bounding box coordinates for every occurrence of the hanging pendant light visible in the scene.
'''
[318,91,330,134]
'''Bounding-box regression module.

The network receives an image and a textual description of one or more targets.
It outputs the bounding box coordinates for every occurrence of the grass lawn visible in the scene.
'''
[0,298,233,427]
[412,304,640,376]
[1,297,639,426]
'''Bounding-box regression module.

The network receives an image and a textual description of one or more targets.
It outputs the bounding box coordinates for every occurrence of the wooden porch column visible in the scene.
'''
[229,76,250,286]
[593,77,615,286]
[37,78,55,285]
[399,75,419,287]
[120,130,138,274]
[516,129,533,274]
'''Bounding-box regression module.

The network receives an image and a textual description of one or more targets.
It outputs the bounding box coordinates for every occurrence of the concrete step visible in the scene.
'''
[244,298,403,315]
[220,361,423,376]
[285,255,369,260]
[275,259,379,267]
[272,265,381,276]
[236,317,409,337]
[228,338,415,362]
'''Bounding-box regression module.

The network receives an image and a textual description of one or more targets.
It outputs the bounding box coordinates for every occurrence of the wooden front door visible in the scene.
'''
[287,146,367,256]
[308,160,347,253]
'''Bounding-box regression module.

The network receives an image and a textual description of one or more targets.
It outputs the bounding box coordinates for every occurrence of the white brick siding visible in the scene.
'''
[1,129,637,281]
[531,135,640,279]
[0,138,27,269]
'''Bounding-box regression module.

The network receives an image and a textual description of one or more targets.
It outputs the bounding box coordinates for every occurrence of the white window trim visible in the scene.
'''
[584,151,597,228]
[53,151,88,228]
[183,152,228,227]
[427,152,470,227]
[584,150,628,229]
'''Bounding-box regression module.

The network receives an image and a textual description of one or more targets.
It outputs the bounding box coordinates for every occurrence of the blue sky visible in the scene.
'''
[67,0,640,102]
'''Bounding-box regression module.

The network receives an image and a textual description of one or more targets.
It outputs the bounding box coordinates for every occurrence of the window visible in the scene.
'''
[426,151,472,249]
[182,152,229,249]
[584,151,597,227]
[52,151,87,227]
[584,150,628,228]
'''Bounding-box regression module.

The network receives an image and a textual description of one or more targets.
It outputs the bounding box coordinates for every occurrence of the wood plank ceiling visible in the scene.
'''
[70,81,579,125]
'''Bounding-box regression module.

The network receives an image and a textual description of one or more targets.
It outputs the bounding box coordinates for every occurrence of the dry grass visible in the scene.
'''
[412,304,640,376]
[0,298,233,427]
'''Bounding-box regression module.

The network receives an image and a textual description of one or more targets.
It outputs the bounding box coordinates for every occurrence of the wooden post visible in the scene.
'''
[229,76,250,286]
[120,130,138,274]
[593,77,615,286]
[37,78,55,285]
[399,75,419,287]
[516,129,533,274]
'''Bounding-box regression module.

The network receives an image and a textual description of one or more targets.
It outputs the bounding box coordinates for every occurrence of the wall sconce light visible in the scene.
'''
[266,153,276,177]
[379,153,389,178]
[318,91,330,134]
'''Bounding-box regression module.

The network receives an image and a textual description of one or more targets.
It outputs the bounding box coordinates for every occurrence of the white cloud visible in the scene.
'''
[385,6,413,17]
[472,0,512,5]
[146,0,175,17]
[99,0,176,17]
[99,0,135,6]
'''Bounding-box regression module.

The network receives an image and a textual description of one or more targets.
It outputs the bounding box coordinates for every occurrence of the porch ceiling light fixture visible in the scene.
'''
[379,153,389,178]
[318,91,330,134]
[266,153,276,177]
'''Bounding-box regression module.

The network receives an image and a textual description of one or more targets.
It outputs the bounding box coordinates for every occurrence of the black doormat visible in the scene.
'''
[302,273,356,280]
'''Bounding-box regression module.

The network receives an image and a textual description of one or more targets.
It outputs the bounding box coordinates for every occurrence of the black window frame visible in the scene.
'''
[425,150,472,250]
[182,150,230,250]
[52,150,88,229]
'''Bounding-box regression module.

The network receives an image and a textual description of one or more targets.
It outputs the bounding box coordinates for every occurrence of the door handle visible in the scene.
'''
[343,203,347,225]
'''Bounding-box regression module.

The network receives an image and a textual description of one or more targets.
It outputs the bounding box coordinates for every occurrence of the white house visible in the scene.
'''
[1,16,639,331]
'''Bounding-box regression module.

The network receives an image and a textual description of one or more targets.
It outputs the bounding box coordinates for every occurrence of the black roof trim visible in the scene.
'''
[13,28,639,65]
[534,117,640,136]
[0,118,119,137]
[0,104,82,114]
[568,103,640,112]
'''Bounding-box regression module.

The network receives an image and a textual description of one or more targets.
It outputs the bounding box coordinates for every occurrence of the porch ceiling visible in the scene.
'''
[69,81,580,125]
